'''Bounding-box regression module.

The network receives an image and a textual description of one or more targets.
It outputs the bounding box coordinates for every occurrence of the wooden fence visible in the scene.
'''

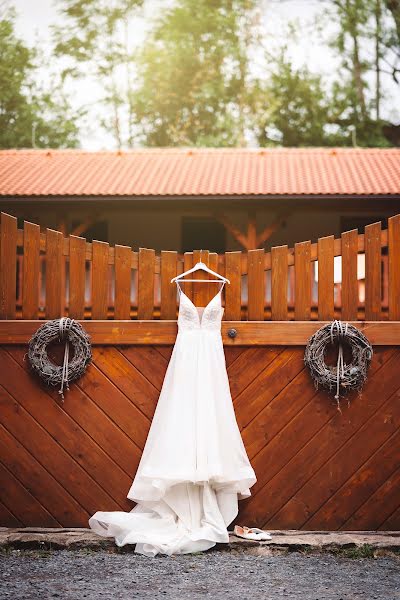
[1,210,400,531]
[0,211,399,322]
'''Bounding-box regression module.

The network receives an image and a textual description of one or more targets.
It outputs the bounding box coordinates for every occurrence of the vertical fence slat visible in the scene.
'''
[193,250,209,307]
[182,252,193,302]
[388,214,400,321]
[4,213,398,323]
[69,235,86,319]
[22,221,40,320]
[224,251,241,320]
[208,252,219,305]
[317,235,334,320]
[45,228,63,319]
[114,245,132,320]
[271,245,288,320]
[160,251,177,320]
[137,248,155,320]
[294,240,311,320]
[247,249,265,320]
[382,253,388,309]
[341,229,358,321]
[0,213,17,319]
[365,221,382,321]
[92,240,109,319]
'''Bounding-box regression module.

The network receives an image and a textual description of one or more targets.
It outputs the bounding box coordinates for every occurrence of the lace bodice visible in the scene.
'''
[177,286,225,331]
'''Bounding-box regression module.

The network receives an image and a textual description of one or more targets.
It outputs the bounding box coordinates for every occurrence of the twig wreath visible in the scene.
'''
[27,318,92,400]
[304,320,373,411]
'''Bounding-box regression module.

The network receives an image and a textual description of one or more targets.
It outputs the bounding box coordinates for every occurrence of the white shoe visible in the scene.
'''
[232,525,272,541]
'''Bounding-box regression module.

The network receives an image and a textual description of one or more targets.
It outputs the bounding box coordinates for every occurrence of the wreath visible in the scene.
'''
[27,318,92,400]
[304,320,373,410]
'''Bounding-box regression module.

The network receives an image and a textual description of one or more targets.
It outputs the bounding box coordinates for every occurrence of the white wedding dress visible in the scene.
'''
[88,281,257,557]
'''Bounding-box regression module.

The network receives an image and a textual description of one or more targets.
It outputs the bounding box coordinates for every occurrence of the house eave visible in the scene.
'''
[1,194,400,203]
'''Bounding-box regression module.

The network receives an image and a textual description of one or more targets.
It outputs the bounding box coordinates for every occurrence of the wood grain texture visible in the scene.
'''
[365,221,382,321]
[0,213,17,319]
[271,245,288,320]
[92,240,109,320]
[0,498,23,527]
[207,252,220,306]
[0,421,86,525]
[45,228,63,319]
[192,249,209,308]
[22,221,40,320]
[137,248,155,320]
[388,214,400,321]
[247,249,265,320]
[1,343,398,530]
[341,229,358,321]
[3,212,400,321]
[232,346,400,531]
[294,240,311,320]
[1,320,400,345]
[225,251,242,320]
[114,245,132,320]
[69,235,86,319]
[13,218,391,269]
[317,235,334,320]
[181,252,193,302]
[160,251,177,320]
[0,459,59,527]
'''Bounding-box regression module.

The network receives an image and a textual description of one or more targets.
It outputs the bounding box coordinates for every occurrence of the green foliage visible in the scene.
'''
[383,0,400,83]
[0,8,81,148]
[329,543,377,559]
[128,0,260,146]
[3,0,398,148]
[255,50,335,147]
[54,0,142,63]
[53,0,143,147]
[325,0,394,146]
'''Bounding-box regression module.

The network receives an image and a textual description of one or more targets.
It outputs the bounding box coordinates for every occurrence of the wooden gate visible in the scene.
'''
[0,211,399,530]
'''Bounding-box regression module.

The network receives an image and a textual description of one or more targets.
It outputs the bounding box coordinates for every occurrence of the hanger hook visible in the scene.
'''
[200,249,203,262]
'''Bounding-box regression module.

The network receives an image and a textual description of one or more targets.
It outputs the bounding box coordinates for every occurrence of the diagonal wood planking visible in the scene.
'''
[0,345,399,530]
[235,347,400,531]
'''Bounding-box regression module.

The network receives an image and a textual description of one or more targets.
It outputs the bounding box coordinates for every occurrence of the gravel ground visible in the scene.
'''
[0,548,399,600]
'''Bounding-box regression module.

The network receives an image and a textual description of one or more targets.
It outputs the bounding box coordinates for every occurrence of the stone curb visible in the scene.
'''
[0,528,399,554]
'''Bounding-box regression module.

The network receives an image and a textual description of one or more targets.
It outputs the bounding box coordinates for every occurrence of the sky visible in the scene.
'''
[11,0,400,149]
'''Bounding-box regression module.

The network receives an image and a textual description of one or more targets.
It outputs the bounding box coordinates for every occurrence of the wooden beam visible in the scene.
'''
[256,211,290,247]
[0,320,398,345]
[215,212,250,250]
[70,215,102,238]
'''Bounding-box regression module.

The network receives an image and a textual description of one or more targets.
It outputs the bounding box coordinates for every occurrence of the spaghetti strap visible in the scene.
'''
[176,280,183,296]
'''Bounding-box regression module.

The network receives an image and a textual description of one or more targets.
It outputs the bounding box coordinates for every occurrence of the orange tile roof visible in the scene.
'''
[0,147,399,197]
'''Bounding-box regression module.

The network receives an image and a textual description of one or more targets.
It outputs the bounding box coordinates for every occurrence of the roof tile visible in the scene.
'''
[0,147,399,197]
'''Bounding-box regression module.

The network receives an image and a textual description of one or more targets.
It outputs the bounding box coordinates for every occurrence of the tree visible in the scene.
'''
[326,0,397,146]
[255,49,336,147]
[50,0,399,147]
[128,0,261,146]
[0,7,80,148]
[53,0,143,148]
[383,0,400,83]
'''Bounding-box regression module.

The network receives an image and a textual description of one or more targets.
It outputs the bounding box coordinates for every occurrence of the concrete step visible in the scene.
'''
[1,527,399,554]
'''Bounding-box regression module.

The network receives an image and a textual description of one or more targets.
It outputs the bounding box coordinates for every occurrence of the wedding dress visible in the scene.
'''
[88,281,257,557]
